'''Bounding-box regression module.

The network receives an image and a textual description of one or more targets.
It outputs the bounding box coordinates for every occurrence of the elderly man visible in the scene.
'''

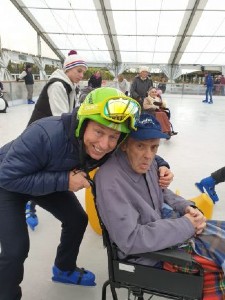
[130,66,153,107]
[95,114,225,299]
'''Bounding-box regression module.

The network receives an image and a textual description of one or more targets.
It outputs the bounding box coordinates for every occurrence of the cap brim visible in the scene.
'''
[130,128,169,140]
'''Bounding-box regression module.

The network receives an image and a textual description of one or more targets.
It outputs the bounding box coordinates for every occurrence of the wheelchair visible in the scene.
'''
[90,180,204,300]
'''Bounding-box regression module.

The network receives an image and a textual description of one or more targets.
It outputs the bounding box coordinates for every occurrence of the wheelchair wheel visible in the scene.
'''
[0,97,7,113]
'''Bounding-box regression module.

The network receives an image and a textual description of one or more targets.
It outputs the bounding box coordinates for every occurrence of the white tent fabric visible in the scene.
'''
[160,65,182,81]
[4,0,225,75]
[0,55,13,81]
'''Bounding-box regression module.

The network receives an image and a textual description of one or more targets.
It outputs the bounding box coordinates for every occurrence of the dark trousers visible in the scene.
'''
[211,167,225,184]
[0,188,88,300]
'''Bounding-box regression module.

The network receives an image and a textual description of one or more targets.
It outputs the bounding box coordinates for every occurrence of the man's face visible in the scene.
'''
[121,137,160,174]
[66,66,87,83]
[140,71,148,79]
[83,121,121,160]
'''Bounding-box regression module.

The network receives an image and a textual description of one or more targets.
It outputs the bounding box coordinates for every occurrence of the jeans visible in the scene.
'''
[0,188,88,300]
[205,86,213,101]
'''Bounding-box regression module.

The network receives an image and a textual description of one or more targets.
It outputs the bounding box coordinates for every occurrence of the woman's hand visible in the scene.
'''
[68,170,90,192]
[158,167,174,188]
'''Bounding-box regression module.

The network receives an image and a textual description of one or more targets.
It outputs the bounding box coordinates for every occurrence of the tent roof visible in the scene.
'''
[10,0,225,68]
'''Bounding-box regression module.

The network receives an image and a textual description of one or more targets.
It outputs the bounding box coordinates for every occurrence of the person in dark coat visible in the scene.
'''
[130,66,153,108]
[88,70,102,88]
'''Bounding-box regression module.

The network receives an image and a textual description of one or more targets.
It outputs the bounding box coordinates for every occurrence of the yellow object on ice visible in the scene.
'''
[85,169,102,235]
[190,193,214,220]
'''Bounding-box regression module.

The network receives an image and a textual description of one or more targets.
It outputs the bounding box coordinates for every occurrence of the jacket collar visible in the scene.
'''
[115,148,143,183]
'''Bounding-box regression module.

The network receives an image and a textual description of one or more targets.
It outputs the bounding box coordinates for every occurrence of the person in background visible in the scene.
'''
[88,70,102,88]
[17,64,35,104]
[143,87,177,137]
[220,74,225,96]
[78,86,94,105]
[157,77,167,94]
[117,74,129,95]
[0,81,9,113]
[130,66,153,108]
[202,71,214,104]
[25,51,88,230]
[95,114,225,299]
[0,81,3,91]
[195,167,225,203]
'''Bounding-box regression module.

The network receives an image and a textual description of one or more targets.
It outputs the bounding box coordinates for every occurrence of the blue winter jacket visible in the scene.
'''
[0,112,169,196]
[0,112,101,196]
[204,74,214,87]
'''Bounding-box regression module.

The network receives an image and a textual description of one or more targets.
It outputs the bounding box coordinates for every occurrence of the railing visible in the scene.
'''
[1,81,225,106]
[164,83,225,96]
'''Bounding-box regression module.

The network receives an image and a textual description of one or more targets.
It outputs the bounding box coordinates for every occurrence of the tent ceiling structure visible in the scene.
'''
[9,0,225,74]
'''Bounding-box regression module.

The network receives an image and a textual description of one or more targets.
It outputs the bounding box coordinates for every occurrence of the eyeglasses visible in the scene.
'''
[80,96,141,130]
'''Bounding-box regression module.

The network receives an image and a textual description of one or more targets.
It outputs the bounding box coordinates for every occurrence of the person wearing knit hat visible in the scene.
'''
[63,53,88,72]
[25,52,88,230]
[28,52,88,125]
[130,65,153,108]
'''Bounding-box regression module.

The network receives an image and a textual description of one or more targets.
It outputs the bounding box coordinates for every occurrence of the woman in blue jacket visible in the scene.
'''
[0,87,173,300]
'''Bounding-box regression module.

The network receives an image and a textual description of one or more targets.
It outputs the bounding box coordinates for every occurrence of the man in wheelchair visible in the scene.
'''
[95,114,225,299]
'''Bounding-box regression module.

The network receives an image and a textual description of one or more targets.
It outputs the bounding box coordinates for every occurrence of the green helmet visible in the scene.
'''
[76,87,140,138]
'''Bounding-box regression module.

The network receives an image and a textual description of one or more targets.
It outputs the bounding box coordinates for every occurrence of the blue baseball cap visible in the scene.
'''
[130,114,169,140]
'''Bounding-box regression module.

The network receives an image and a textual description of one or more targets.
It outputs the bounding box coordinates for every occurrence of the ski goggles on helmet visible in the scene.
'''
[79,96,141,130]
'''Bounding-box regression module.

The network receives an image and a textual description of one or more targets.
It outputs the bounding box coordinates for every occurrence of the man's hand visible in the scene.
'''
[68,170,90,192]
[185,206,207,235]
[158,166,174,188]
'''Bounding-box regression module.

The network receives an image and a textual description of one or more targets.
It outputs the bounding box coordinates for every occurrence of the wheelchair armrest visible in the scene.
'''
[132,248,193,267]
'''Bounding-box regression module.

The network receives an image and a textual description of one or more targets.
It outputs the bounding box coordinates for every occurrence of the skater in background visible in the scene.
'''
[17,64,35,104]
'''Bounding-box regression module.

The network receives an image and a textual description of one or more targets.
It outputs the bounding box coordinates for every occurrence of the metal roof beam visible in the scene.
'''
[93,0,121,66]
[169,0,207,65]
[10,0,65,62]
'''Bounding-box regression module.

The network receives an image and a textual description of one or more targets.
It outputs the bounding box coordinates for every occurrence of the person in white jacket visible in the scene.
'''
[26,51,88,229]
[117,74,129,95]
[28,51,87,124]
